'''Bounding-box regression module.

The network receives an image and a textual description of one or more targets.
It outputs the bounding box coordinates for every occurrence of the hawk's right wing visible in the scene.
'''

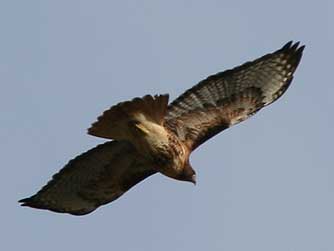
[19,141,156,215]
[165,41,304,151]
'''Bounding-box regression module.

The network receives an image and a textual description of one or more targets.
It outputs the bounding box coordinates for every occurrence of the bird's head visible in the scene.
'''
[178,160,196,185]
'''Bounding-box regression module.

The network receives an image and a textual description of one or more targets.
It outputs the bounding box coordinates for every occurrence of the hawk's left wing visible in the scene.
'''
[19,141,156,215]
[165,41,304,151]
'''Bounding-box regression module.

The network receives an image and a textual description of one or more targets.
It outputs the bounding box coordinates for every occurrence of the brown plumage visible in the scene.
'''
[19,41,304,215]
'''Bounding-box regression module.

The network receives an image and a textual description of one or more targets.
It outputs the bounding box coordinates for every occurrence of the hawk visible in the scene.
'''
[19,41,304,215]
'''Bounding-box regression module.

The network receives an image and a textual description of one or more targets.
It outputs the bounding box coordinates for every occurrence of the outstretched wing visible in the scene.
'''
[165,41,304,150]
[19,141,156,215]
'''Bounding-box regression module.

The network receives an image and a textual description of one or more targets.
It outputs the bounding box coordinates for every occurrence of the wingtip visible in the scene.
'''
[18,197,32,206]
[282,41,293,50]
[87,126,95,136]
[282,40,305,52]
[18,198,27,203]
[290,41,300,51]
[297,44,306,53]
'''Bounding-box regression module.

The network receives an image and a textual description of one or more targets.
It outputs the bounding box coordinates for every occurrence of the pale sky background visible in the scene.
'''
[1,1,333,250]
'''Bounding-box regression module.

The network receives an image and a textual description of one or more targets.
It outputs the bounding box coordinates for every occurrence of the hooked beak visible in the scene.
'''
[191,174,196,185]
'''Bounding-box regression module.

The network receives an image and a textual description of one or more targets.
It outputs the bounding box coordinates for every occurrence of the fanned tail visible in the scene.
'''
[88,94,169,140]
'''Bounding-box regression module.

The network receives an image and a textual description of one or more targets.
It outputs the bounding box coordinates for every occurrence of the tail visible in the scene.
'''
[88,94,169,140]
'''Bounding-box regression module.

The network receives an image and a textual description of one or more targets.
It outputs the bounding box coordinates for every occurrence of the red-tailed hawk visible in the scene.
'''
[19,41,304,215]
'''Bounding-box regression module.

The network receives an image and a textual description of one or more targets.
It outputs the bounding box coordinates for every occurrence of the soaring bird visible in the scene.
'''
[19,41,304,215]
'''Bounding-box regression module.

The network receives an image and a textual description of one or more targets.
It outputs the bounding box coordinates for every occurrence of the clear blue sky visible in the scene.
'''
[2,1,333,250]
